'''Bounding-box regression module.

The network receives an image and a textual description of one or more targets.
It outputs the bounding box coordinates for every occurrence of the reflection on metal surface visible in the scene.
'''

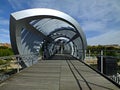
[10,8,87,66]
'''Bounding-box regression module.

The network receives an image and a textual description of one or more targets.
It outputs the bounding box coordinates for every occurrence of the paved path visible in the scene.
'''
[0,55,119,90]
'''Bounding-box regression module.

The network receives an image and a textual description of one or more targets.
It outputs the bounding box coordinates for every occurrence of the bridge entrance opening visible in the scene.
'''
[10,8,87,66]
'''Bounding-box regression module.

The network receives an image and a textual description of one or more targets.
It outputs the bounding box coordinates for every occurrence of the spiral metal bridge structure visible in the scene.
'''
[0,8,119,90]
[10,8,87,65]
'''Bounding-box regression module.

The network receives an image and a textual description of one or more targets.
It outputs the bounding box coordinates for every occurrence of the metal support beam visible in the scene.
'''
[66,33,80,44]
[24,22,53,42]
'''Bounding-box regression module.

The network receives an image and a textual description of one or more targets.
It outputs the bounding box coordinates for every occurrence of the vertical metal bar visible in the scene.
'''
[84,50,86,61]
[101,50,103,73]
[32,56,34,65]
[17,57,20,73]
[89,50,91,60]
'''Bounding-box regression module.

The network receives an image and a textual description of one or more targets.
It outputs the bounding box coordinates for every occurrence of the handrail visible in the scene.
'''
[0,53,41,82]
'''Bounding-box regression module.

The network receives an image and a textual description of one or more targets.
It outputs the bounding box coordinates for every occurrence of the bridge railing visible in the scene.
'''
[85,49,120,85]
[0,54,41,82]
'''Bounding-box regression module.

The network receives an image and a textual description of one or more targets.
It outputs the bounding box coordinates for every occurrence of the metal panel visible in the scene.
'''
[10,8,87,63]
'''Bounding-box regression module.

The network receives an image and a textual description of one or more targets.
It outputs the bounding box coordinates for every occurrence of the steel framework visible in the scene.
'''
[10,8,87,63]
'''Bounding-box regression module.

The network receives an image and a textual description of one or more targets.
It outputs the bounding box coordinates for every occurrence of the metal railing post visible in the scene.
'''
[85,50,86,60]
[101,50,103,73]
[89,50,91,60]
[32,57,33,65]
[17,57,20,73]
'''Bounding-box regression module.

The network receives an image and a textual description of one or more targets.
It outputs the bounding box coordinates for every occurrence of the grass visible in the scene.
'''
[90,64,97,70]
[0,59,11,65]
[0,59,15,74]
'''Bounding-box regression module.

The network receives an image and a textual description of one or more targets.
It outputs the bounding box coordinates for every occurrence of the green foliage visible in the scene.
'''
[0,46,14,57]
[90,64,97,70]
[87,45,120,57]
[0,59,11,65]
[0,60,7,65]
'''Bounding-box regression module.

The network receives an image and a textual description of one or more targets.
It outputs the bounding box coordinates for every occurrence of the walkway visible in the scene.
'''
[0,55,119,90]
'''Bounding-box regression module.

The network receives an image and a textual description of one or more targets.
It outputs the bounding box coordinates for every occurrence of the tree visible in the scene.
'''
[0,46,14,57]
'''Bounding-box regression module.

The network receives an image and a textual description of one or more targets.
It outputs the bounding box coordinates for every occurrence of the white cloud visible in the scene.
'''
[82,21,106,32]
[0,20,9,26]
[0,18,9,42]
[87,30,120,45]
[0,18,9,26]
[0,10,3,14]
[78,0,120,31]
[0,32,10,43]
[7,0,120,45]
[8,0,25,10]
[0,29,9,37]
[8,0,120,24]
[0,33,9,38]
[0,29,9,34]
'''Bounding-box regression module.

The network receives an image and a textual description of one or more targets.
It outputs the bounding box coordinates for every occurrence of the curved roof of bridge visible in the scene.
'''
[10,8,87,60]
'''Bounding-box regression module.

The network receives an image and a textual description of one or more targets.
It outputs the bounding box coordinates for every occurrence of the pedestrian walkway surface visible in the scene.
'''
[0,55,119,90]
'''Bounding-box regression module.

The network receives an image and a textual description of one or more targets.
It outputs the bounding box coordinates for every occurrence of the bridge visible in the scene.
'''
[0,54,119,90]
[0,8,120,89]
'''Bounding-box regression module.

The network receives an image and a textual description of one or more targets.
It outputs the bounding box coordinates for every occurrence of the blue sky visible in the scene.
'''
[0,0,120,45]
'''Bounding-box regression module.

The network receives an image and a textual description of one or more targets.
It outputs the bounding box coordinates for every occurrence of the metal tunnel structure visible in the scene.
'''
[10,8,87,64]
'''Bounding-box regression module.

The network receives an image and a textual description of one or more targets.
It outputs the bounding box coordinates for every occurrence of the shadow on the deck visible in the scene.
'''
[48,54,76,60]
